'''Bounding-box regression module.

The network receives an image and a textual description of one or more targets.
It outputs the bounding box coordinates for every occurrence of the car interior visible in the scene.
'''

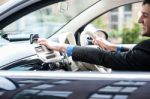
[0,0,141,72]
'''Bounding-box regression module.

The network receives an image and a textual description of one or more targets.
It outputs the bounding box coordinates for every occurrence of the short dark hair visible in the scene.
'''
[143,0,150,5]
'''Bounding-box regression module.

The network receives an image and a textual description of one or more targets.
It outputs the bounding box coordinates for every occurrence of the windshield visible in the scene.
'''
[61,0,99,21]
[2,0,99,38]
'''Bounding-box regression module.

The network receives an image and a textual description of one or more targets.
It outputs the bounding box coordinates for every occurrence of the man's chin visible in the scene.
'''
[141,31,145,36]
[142,32,150,37]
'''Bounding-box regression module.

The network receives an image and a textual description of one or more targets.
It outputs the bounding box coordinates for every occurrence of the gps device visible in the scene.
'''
[30,34,39,44]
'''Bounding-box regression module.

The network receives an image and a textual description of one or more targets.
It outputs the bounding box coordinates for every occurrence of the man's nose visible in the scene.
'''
[138,16,143,23]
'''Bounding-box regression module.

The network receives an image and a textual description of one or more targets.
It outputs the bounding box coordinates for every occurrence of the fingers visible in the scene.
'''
[93,37,107,49]
[37,38,60,51]
[37,38,48,45]
[92,39,97,45]
[37,38,46,42]
[93,37,103,45]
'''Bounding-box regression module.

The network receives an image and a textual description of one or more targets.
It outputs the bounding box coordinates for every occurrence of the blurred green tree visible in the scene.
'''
[122,23,141,44]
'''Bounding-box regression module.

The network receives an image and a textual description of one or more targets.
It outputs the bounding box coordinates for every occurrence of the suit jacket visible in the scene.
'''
[72,39,150,71]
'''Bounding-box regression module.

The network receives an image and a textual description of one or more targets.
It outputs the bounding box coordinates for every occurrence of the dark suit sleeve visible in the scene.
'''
[72,40,150,70]
[120,47,130,52]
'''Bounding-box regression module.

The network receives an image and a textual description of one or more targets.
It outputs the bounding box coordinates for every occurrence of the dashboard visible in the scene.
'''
[0,43,71,71]
[0,32,78,71]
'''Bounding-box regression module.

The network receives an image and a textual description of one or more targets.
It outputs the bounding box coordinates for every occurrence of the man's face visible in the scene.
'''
[138,4,150,36]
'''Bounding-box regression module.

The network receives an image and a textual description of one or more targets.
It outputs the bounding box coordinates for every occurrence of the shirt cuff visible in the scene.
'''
[116,46,122,52]
[66,45,75,56]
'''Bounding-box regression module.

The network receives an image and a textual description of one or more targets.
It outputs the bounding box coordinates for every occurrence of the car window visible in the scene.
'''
[3,3,66,38]
[7,63,42,71]
[8,64,34,71]
[90,3,148,44]
[2,0,99,38]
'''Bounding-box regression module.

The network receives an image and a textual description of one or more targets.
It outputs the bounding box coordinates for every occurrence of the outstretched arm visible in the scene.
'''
[37,38,68,53]
[93,37,129,52]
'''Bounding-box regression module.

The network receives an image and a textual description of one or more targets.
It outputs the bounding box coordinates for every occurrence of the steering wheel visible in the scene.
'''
[80,30,111,73]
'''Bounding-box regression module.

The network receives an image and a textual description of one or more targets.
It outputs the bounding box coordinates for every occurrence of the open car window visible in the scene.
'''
[89,2,145,45]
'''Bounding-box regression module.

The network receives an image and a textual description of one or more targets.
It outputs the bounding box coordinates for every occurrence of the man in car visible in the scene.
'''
[38,0,150,71]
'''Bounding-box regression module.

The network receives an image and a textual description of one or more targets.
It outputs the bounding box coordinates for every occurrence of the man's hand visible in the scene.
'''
[93,37,116,51]
[37,38,67,52]
[37,38,49,46]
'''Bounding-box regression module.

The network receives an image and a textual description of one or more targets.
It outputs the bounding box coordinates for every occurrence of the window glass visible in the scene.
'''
[3,3,66,38]
[8,64,33,71]
[125,4,132,12]
[8,64,41,71]
[3,0,99,38]
[91,3,144,44]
